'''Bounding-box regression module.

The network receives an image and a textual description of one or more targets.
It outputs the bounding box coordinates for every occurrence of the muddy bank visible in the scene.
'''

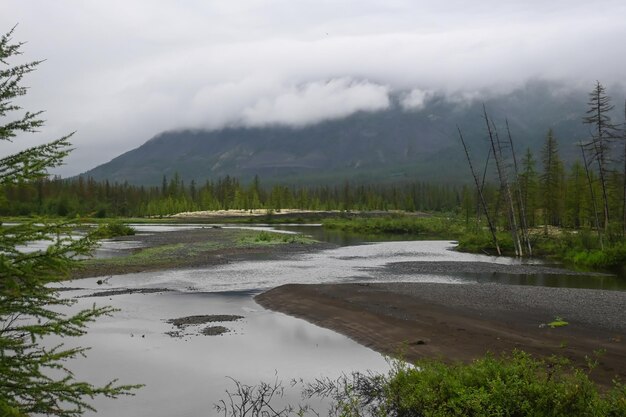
[256,282,626,387]
[72,227,333,279]
[164,314,244,338]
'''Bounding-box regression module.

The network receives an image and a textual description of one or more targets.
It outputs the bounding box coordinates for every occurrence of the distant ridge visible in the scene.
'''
[81,81,611,186]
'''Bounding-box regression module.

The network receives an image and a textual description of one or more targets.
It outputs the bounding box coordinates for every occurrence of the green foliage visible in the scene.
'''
[323,215,464,237]
[540,129,565,227]
[456,230,515,255]
[92,221,136,239]
[456,225,626,268]
[240,230,314,245]
[217,352,626,416]
[1,172,464,218]
[562,240,626,269]
[0,28,139,416]
[383,351,624,417]
[548,316,569,328]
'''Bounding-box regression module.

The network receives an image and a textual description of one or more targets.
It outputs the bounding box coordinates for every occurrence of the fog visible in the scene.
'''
[2,0,625,175]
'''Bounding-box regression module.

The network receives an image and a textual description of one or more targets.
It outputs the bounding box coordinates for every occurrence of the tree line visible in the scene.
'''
[1,173,464,217]
[459,81,626,255]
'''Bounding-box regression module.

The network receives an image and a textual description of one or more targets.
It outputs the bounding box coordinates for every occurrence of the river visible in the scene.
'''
[50,223,624,416]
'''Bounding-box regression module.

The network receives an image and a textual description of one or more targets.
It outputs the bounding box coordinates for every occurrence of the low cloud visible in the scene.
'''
[241,78,390,127]
[400,89,433,111]
[2,0,626,175]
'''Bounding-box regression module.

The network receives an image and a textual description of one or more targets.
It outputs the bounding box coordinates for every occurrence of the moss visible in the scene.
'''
[548,317,569,328]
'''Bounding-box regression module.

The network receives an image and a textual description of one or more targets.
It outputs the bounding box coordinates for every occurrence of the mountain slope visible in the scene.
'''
[81,81,615,186]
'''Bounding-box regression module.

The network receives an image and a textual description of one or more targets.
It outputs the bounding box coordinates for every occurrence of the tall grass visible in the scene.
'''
[323,215,465,237]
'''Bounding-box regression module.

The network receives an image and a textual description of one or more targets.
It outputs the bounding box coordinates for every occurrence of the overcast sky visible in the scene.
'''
[2,0,626,176]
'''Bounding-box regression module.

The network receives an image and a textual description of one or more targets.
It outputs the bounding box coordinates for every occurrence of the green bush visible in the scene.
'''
[456,231,515,255]
[563,242,626,269]
[384,351,625,417]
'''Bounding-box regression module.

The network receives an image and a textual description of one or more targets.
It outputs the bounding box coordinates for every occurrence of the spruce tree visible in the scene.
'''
[540,129,564,229]
[583,81,619,229]
[0,28,138,416]
[519,148,538,227]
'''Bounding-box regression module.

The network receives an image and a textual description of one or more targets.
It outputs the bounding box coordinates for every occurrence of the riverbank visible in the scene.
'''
[256,282,626,387]
[71,223,625,388]
[73,227,329,279]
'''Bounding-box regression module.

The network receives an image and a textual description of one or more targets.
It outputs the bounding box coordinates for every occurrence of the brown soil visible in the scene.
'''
[256,283,626,387]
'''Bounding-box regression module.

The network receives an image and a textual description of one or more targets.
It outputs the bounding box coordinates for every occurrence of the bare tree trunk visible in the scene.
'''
[484,106,522,256]
[623,100,626,237]
[477,147,491,223]
[592,138,611,230]
[506,120,532,256]
[458,126,501,255]
[580,143,603,249]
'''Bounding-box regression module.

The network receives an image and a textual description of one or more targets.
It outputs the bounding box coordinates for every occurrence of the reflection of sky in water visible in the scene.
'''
[12,223,297,257]
[129,223,298,234]
[61,240,548,294]
[59,291,388,417]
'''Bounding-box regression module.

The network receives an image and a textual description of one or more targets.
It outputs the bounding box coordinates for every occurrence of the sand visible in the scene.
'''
[256,282,626,387]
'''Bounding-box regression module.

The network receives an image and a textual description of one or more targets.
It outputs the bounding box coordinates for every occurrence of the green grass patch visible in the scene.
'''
[238,230,315,246]
[455,230,516,255]
[78,229,315,277]
[323,214,464,238]
[82,240,222,269]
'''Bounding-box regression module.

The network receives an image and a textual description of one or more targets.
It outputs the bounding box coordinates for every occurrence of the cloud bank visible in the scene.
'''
[2,0,625,175]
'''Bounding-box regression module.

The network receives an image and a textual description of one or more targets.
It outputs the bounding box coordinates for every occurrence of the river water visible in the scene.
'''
[50,224,623,416]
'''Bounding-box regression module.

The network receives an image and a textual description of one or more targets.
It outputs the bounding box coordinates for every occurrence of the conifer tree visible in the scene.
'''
[583,81,618,229]
[540,129,564,229]
[519,148,538,227]
[0,28,138,416]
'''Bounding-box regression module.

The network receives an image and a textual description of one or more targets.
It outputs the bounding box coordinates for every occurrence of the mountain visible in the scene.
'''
[80,81,619,186]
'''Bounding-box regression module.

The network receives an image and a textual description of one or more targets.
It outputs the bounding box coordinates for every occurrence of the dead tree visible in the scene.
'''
[484,106,523,256]
[623,100,626,236]
[579,143,603,249]
[506,119,532,256]
[477,147,491,222]
[458,126,501,255]
[583,81,618,230]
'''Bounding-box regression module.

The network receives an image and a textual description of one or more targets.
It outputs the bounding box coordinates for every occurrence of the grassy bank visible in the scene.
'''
[321,213,626,271]
[323,214,465,238]
[74,229,316,279]
[8,212,624,271]
[456,227,626,270]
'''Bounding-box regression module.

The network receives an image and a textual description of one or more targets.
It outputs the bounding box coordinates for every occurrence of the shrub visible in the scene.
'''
[217,351,626,416]
[384,351,624,417]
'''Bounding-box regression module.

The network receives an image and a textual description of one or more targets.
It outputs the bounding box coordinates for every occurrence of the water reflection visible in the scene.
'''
[64,291,389,417]
[458,272,626,291]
